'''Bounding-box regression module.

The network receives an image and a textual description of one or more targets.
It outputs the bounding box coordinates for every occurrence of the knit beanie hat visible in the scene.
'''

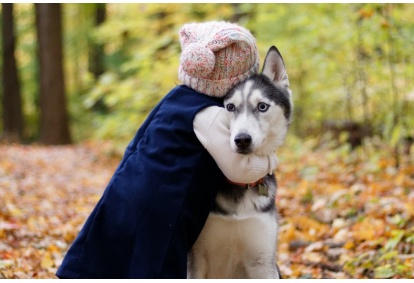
[178,21,259,97]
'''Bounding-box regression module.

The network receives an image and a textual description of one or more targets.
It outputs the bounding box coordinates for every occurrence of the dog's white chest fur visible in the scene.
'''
[188,212,278,279]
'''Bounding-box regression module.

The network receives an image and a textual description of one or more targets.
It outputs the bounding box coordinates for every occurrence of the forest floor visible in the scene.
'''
[0,139,413,279]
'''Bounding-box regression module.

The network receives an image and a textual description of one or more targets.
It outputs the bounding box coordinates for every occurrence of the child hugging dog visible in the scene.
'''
[56,21,277,279]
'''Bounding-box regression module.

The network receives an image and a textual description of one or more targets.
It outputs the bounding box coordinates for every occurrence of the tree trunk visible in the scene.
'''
[356,17,369,124]
[88,3,108,113]
[35,3,71,145]
[1,3,24,142]
[88,3,106,79]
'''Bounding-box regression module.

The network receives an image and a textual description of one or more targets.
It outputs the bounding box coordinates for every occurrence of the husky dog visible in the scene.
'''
[187,46,292,279]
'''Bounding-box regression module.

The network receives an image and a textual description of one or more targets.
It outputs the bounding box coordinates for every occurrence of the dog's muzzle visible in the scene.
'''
[234,133,252,153]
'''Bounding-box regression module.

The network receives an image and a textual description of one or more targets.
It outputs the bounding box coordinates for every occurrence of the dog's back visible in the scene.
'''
[188,46,292,279]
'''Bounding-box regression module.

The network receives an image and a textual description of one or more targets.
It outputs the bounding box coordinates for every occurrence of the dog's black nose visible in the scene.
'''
[234,133,252,149]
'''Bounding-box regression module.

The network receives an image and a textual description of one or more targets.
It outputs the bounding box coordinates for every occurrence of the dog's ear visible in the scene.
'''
[261,46,290,90]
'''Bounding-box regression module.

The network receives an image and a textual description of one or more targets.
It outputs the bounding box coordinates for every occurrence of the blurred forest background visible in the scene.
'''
[1,3,414,279]
[1,3,414,153]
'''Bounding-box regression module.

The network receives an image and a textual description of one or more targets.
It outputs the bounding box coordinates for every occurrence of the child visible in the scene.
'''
[56,21,277,279]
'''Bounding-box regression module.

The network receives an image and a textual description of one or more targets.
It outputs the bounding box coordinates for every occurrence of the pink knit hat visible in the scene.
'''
[178,21,259,97]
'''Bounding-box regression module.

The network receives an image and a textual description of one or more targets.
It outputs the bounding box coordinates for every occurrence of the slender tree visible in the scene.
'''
[35,3,71,144]
[88,3,108,113]
[1,3,24,142]
[355,12,370,124]
[88,3,106,79]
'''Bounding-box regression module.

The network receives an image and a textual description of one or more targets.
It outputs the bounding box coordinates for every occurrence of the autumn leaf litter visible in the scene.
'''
[0,143,117,278]
[0,140,413,278]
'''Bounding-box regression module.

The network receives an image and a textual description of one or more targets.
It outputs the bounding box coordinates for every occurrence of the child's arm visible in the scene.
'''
[194,106,278,184]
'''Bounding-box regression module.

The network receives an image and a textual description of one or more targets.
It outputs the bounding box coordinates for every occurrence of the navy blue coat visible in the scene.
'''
[56,85,225,278]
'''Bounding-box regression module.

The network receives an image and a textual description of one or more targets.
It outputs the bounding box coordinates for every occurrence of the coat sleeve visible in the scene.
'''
[193,106,278,183]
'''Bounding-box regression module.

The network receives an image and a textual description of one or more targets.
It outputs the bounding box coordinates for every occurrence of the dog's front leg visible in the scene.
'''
[245,258,280,279]
[187,249,208,279]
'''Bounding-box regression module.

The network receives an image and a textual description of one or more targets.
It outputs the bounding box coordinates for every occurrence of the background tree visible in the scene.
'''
[35,3,71,145]
[88,3,106,80]
[88,4,107,113]
[1,3,24,142]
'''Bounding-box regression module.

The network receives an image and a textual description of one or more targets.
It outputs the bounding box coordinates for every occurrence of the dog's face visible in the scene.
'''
[224,46,292,156]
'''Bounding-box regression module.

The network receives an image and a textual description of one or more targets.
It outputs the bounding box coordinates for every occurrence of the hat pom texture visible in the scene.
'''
[178,22,259,97]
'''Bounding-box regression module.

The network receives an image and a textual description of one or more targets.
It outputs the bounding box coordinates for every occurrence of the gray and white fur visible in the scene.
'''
[187,46,293,279]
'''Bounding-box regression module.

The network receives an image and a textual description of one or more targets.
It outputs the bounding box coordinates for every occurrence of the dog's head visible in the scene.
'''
[224,46,293,156]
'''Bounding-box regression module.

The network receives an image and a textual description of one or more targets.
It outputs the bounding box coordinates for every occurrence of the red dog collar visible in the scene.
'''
[225,177,265,189]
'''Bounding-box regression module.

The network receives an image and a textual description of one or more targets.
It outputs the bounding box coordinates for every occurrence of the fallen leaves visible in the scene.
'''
[276,138,414,278]
[40,252,54,269]
[0,139,413,278]
[0,143,118,278]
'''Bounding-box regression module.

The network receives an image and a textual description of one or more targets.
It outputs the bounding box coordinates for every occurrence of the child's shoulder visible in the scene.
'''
[167,85,223,104]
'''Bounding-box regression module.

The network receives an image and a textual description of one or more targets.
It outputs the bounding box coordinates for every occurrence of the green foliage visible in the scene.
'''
[11,4,39,141]
[3,3,414,146]
[251,4,414,139]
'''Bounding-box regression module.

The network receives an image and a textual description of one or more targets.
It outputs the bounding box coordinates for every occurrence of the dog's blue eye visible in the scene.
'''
[226,103,236,112]
[258,102,269,112]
